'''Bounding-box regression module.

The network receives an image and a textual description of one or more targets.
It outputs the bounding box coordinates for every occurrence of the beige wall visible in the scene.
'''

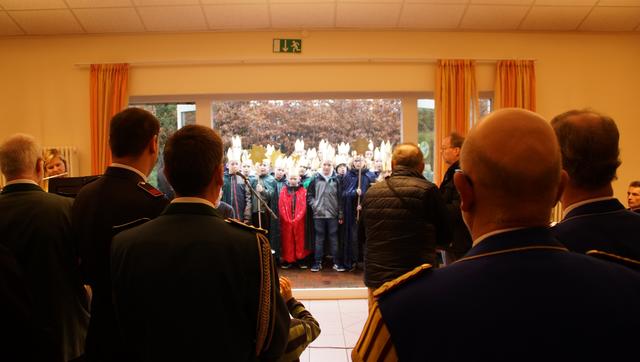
[1,31,639,201]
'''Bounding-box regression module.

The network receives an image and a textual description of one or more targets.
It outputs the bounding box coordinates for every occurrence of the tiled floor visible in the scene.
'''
[296,299,368,362]
[280,262,366,289]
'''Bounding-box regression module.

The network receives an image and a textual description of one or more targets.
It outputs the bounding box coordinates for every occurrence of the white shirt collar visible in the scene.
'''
[110,163,147,182]
[562,196,616,219]
[473,227,528,247]
[5,179,40,186]
[170,197,216,209]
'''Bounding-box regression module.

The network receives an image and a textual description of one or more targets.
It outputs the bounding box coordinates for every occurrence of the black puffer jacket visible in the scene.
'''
[360,166,451,289]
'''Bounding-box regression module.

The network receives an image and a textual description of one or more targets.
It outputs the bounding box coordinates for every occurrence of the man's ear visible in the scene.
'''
[454,171,474,212]
[555,170,568,206]
[35,158,44,180]
[214,164,224,186]
[417,161,425,174]
[149,134,159,155]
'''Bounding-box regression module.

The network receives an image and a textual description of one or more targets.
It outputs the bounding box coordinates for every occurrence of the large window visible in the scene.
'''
[418,94,492,182]
[212,99,401,165]
[129,103,196,193]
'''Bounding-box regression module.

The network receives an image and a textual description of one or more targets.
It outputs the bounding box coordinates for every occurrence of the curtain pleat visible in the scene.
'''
[494,60,536,111]
[90,64,129,174]
[435,59,478,183]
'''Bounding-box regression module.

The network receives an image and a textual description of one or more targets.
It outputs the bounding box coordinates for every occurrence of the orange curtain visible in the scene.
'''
[435,59,478,183]
[494,60,536,111]
[90,63,129,174]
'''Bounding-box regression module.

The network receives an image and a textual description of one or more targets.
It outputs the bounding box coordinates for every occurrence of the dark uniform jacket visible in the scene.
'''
[366,227,640,361]
[552,198,640,264]
[0,243,56,362]
[440,161,472,257]
[0,182,89,362]
[360,166,450,289]
[72,166,168,362]
[111,202,290,362]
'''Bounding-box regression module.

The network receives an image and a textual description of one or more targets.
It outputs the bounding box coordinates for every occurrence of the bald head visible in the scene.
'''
[460,108,562,224]
[392,143,424,171]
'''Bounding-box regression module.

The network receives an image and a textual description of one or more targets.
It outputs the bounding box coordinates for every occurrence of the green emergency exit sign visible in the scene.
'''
[273,39,302,53]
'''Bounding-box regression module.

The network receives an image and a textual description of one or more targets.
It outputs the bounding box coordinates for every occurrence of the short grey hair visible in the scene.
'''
[0,134,42,179]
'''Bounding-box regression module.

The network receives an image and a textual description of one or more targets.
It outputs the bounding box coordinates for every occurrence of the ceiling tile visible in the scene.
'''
[270,0,331,3]
[406,0,467,3]
[534,0,596,5]
[460,5,529,30]
[74,8,144,33]
[133,0,199,6]
[271,3,335,28]
[0,0,67,10]
[336,3,402,27]
[338,0,401,3]
[0,12,23,35]
[469,0,533,4]
[138,6,207,31]
[203,4,269,29]
[9,9,84,34]
[398,4,466,29]
[66,0,134,8]
[520,6,591,30]
[580,6,640,31]
[598,0,640,5]
[202,0,266,3]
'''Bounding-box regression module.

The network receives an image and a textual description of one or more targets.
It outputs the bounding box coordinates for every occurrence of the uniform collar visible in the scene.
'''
[1,181,43,194]
[171,197,215,209]
[163,201,221,218]
[561,197,623,220]
[110,163,147,182]
[457,227,567,263]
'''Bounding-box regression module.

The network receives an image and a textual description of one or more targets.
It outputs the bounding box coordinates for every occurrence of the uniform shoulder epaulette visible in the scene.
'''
[224,218,268,235]
[137,181,164,198]
[373,263,433,298]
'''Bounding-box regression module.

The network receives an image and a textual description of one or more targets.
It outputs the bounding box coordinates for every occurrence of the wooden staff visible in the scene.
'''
[356,166,362,222]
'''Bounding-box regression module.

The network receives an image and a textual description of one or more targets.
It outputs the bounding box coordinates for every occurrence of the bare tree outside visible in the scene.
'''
[212,99,402,154]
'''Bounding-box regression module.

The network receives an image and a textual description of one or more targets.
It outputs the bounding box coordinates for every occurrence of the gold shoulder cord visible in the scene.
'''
[255,232,276,356]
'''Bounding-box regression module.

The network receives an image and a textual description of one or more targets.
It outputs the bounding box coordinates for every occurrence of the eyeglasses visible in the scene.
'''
[455,168,473,187]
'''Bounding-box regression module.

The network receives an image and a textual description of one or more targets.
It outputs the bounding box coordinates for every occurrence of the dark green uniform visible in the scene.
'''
[111,201,290,362]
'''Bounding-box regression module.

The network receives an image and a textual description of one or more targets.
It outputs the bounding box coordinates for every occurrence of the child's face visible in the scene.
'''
[288,175,300,187]
[275,167,285,180]
[228,160,240,173]
[337,165,347,175]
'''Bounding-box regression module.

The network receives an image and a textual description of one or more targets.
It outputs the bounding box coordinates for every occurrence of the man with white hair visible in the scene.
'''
[353,109,640,361]
[0,134,89,362]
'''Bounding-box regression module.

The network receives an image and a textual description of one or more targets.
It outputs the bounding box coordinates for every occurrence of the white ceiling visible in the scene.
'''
[1,0,639,36]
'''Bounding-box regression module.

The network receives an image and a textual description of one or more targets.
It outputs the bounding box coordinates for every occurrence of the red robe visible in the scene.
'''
[279,186,310,264]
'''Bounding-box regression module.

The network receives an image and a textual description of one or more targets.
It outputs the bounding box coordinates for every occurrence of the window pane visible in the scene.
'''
[129,103,196,195]
[417,99,435,182]
[212,98,401,164]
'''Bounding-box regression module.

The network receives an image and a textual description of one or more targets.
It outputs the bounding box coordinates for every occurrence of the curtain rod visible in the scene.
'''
[74,57,536,68]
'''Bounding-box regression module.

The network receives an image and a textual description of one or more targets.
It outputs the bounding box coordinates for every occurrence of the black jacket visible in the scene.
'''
[440,161,472,256]
[360,166,451,289]
[72,167,168,362]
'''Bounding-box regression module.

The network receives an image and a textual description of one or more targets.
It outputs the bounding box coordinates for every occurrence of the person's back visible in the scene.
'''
[376,227,640,361]
[111,206,276,361]
[111,125,289,362]
[362,159,449,289]
[72,108,168,361]
[550,110,640,264]
[0,134,89,362]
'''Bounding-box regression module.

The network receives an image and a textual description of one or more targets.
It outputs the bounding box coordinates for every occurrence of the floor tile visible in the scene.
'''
[309,347,349,362]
